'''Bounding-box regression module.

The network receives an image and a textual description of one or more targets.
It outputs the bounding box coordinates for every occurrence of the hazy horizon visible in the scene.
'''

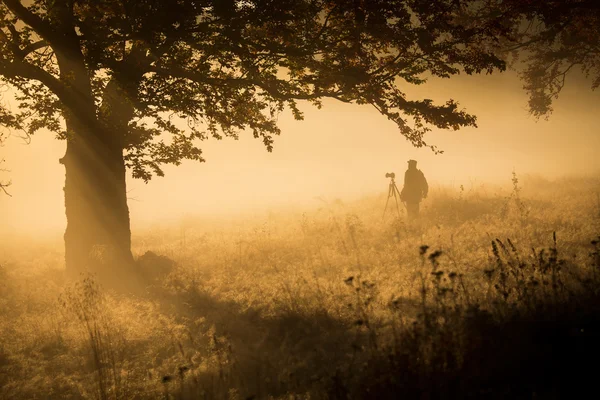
[1,69,599,235]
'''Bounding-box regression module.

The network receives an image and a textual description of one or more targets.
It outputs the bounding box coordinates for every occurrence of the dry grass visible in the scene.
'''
[1,173,599,399]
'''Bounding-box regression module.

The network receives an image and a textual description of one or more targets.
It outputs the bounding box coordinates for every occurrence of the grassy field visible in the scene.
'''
[1,173,600,399]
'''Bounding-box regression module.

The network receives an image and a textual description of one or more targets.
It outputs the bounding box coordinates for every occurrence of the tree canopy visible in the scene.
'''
[475,0,600,118]
[0,0,507,180]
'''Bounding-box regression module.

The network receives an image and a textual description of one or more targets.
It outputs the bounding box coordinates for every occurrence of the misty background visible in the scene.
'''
[1,70,599,236]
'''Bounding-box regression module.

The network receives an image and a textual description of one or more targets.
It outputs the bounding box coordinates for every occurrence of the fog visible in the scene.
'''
[1,70,599,235]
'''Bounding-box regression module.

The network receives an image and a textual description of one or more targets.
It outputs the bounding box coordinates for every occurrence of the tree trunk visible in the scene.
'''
[62,121,134,277]
[61,80,135,277]
[47,21,140,279]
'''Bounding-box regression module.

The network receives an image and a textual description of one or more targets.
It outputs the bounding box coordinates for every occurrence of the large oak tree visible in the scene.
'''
[0,0,507,274]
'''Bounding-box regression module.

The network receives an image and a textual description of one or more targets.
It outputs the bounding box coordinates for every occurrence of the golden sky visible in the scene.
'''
[1,70,599,235]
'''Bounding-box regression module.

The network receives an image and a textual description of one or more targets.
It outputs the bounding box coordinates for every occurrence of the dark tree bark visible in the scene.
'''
[59,67,135,275]
[61,107,134,276]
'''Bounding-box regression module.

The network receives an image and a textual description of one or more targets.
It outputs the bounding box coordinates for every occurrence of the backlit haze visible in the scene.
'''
[1,70,599,236]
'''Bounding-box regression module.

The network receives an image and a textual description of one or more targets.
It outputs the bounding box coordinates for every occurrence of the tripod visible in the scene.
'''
[383,177,403,218]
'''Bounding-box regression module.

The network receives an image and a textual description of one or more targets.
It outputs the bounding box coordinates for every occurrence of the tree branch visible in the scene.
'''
[0,28,50,61]
[1,0,57,44]
[0,155,10,196]
[0,183,11,196]
[146,65,346,102]
[312,4,338,43]
[0,58,80,116]
[20,40,50,58]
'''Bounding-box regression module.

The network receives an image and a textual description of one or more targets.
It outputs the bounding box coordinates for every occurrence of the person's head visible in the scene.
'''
[407,159,417,169]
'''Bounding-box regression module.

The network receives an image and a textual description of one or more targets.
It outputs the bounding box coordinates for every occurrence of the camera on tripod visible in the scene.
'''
[383,171,402,218]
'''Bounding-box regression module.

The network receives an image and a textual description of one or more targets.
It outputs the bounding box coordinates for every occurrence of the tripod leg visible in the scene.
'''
[383,184,392,218]
[393,188,401,217]
[392,183,403,217]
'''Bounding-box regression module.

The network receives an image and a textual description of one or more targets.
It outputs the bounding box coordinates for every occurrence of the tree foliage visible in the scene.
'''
[476,0,600,118]
[0,0,508,183]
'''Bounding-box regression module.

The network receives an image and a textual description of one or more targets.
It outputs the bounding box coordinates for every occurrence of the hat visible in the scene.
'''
[407,159,417,165]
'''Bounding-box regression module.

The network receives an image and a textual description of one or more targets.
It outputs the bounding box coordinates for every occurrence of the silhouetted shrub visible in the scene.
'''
[329,235,600,399]
[137,251,176,281]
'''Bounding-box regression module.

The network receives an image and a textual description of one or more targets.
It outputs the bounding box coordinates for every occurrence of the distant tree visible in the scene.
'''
[0,0,507,274]
[474,0,600,118]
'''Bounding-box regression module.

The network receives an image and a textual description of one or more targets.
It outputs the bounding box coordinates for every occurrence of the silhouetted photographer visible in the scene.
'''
[400,160,428,220]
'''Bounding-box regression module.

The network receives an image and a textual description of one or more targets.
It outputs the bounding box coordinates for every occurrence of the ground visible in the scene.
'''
[1,173,599,399]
